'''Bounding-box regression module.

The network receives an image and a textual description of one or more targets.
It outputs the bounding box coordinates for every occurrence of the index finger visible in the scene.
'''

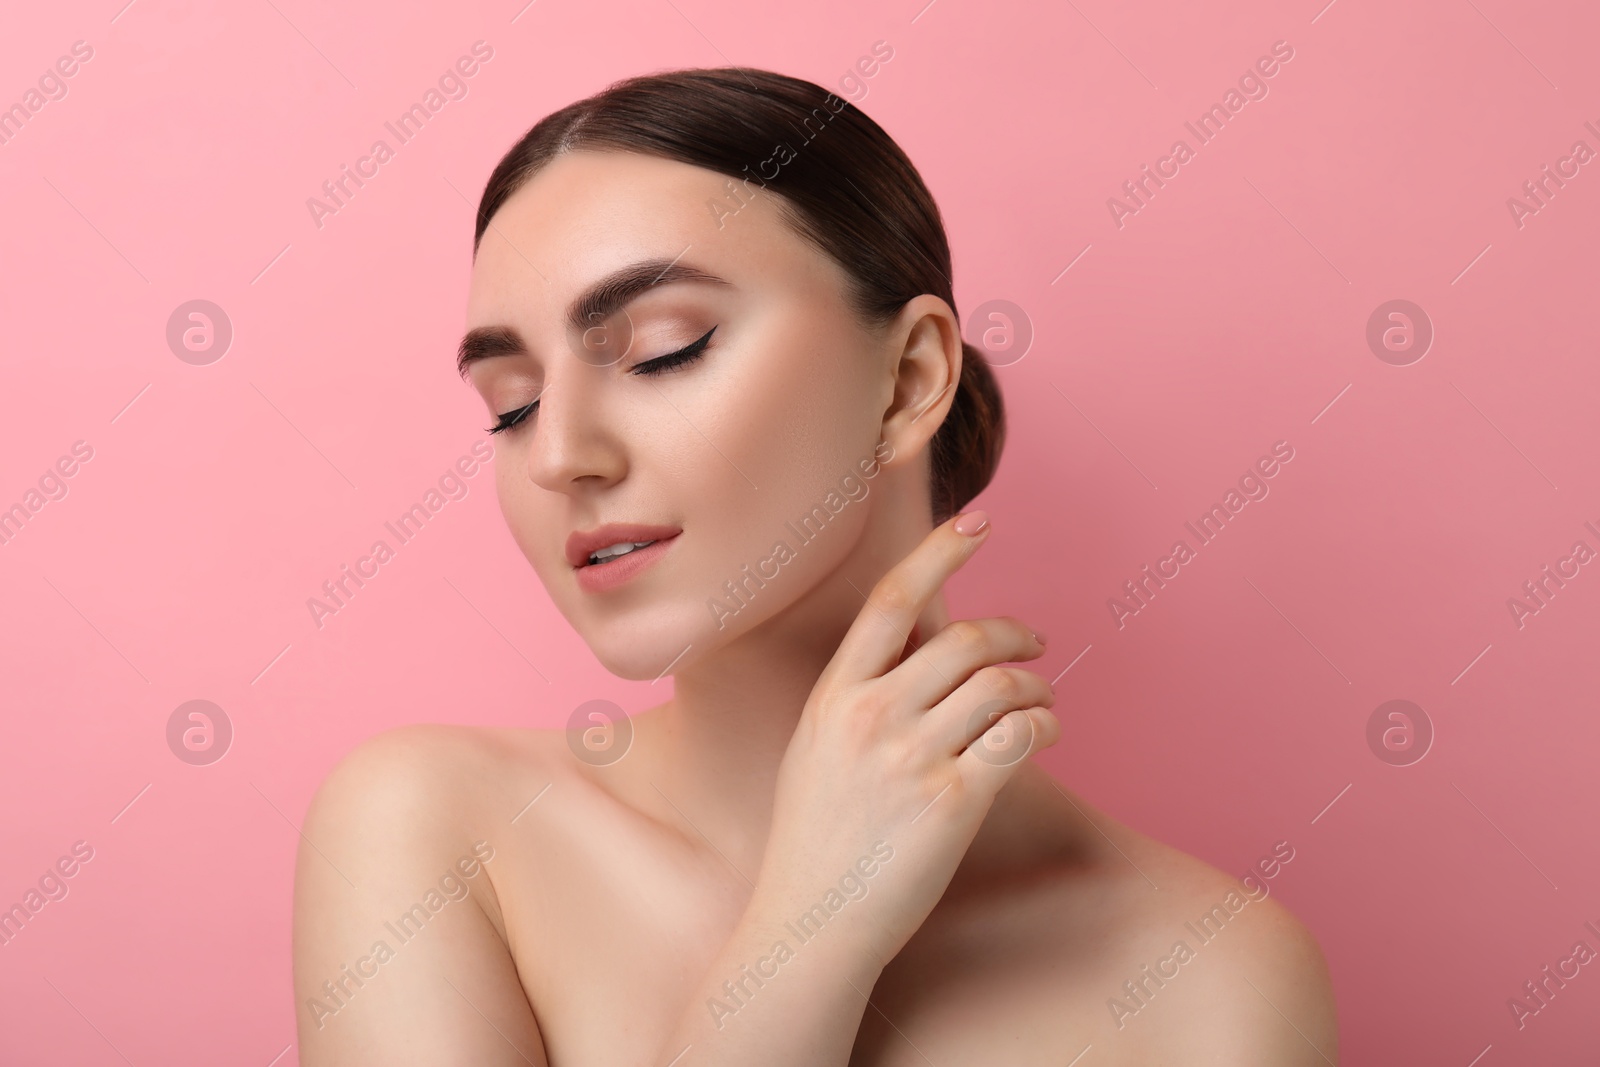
[828,510,992,683]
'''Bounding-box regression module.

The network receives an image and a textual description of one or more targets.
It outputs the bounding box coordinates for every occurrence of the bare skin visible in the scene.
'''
[292,148,1338,1065]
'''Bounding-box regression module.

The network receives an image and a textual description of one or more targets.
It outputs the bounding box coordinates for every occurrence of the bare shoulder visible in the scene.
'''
[1067,796,1339,1064]
[292,723,563,1066]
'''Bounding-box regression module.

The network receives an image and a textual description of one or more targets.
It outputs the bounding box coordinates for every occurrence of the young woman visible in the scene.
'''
[292,67,1338,1065]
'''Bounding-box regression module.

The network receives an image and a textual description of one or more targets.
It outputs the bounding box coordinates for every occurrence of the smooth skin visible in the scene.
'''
[292,149,1338,1065]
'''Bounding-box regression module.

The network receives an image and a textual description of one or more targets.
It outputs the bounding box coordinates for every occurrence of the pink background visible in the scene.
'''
[3,0,1598,1062]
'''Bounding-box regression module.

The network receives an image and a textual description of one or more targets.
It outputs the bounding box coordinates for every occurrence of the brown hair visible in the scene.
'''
[472,66,1004,525]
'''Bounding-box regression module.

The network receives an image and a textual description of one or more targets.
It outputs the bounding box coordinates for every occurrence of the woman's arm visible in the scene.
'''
[292,726,546,1067]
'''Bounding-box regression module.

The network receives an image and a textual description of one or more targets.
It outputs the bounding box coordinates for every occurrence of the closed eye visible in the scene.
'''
[485,326,717,435]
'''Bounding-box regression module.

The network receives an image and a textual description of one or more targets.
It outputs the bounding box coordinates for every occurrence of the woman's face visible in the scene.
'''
[462,149,901,679]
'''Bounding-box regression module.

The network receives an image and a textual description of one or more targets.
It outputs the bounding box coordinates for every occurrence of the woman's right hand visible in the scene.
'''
[753,510,1061,969]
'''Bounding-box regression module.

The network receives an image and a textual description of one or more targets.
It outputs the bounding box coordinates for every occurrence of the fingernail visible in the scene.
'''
[953,510,989,537]
[1032,629,1048,645]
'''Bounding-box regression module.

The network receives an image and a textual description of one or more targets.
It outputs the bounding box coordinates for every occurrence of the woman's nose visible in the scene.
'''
[522,369,625,492]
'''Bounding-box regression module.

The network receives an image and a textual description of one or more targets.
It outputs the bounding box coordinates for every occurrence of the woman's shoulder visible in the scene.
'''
[1053,793,1339,1063]
[302,721,570,836]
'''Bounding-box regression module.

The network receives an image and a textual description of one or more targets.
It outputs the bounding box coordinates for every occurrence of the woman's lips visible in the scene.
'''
[574,533,681,594]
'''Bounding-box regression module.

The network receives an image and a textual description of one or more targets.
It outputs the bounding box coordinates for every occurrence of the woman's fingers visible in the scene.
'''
[955,705,1059,785]
[921,665,1056,756]
[828,512,992,685]
[890,616,1045,711]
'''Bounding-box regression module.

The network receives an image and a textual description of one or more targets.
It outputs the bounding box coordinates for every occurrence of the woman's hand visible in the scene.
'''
[753,509,1060,969]
[647,511,1059,1066]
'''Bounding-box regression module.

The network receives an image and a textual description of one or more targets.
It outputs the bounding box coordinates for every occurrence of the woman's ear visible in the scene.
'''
[878,295,962,467]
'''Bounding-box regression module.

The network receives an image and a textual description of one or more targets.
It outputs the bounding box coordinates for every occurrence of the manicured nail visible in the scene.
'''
[953,510,989,537]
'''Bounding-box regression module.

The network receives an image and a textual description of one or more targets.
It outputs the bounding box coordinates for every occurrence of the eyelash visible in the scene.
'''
[485,326,717,435]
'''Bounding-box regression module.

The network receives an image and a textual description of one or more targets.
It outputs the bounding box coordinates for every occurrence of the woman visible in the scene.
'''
[292,67,1338,1065]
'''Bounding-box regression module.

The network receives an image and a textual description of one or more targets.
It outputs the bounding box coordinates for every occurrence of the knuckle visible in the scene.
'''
[976,664,1019,697]
[948,619,989,654]
[872,579,914,616]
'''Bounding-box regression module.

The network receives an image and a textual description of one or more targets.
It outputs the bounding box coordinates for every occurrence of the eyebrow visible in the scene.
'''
[456,258,731,379]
